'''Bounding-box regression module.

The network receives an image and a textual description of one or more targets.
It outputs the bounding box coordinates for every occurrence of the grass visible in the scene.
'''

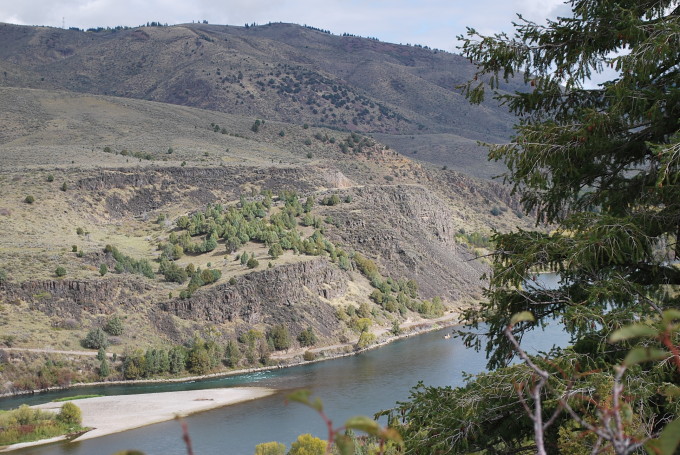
[53,394,103,402]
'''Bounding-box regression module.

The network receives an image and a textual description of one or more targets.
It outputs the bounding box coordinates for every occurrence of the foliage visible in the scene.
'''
[269,324,291,351]
[24,195,35,204]
[297,327,317,347]
[105,245,154,279]
[57,402,82,425]
[82,328,108,350]
[391,1,680,454]
[254,441,286,455]
[99,263,108,276]
[356,332,376,350]
[288,434,326,455]
[0,404,83,445]
[103,316,124,336]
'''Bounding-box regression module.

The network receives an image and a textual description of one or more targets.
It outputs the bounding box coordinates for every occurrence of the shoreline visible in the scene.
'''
[0,312,461,400]
[0,387,275,452]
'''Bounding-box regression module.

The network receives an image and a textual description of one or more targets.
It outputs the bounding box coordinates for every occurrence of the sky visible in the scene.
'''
[0,0,571,53]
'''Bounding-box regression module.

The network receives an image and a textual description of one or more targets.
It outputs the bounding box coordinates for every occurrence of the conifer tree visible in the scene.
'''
[390,1,680,453]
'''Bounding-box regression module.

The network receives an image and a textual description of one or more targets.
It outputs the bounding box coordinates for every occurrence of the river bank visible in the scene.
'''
[0,311,462,400]
[0,387,274,453]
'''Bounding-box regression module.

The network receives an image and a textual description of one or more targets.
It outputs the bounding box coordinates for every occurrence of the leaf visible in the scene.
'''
[286,389,323,412]
[609,324,658,342]
[345,416,381,436]
[334,434,355,455]
[645,417,680,455]
[379,427,403,443]
[661,309,680,325]
[659,384,680,398]
[510,311,535,326]
[623,347,669,366]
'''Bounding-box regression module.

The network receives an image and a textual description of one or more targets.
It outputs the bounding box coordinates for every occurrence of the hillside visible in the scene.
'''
[0,87,526,392]
[0,21,525,178]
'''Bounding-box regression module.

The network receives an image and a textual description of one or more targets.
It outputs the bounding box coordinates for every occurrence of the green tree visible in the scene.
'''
[104,316,124,336]
[225,339,241,367]
[297,327,317,347]
[268,243,283,259]
[269,324,291,351]
[288,434,326,455]
[254,441,286,455]
[99,357,110,377]
[391,1,680,454]
[57,402,82,425]
[99,264,108,276]
[82,328,108,349]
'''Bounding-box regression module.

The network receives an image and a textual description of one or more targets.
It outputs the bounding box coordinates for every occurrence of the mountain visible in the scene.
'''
[0,21,525,178]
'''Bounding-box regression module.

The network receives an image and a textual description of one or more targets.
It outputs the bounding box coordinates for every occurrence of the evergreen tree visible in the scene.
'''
[391,1,680,454]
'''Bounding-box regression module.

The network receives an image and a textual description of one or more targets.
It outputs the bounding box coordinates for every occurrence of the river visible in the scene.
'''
[5,276,567,455]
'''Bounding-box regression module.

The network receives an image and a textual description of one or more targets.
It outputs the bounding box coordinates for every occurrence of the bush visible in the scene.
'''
[356,331,376,350]
[104,316,124,336]
[288,434,325,455]
[61,182,68,191]
[82,328,109,349]
[303,350,316,361]
[24,195,35,204]
[99,264,108,276]
[255,441,286,455]
[47,174,54,182]
[297,327,317,347]
[55,266,67,277]
[57,402,82,425]
[247,257,259,269]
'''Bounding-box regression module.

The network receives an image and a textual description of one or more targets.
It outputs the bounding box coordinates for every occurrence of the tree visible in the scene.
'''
[99,357,110,377]
[225,339,241,367]
[390,1,680,454]
[254,441,286,455]
[99,263,108,276]
[297,327,317,347]
[104,316,124,336]
[57,402,82,425]
[82,328,108,349]
[269,324,291,351]
[288,434,326,455]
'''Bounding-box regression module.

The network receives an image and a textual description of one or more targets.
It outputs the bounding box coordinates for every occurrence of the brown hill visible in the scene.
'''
[0,21,524,178]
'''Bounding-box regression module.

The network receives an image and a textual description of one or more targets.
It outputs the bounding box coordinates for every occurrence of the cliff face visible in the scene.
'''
[77,167,323,217]
[0,277,149,318]
[161,257,346,337]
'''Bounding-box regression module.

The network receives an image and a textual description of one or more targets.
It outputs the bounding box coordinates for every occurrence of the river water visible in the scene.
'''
[5,276,567,455]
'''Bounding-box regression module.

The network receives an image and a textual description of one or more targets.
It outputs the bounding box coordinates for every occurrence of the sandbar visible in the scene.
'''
[18,387,274,447]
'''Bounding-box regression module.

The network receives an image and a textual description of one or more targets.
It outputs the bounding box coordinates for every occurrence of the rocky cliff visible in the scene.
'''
[161,257,346,336]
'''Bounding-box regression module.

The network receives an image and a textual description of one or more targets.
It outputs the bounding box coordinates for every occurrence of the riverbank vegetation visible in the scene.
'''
[0,402,83,446]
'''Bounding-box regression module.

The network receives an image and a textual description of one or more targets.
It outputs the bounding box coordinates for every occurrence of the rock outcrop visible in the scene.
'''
[161,257,347,336]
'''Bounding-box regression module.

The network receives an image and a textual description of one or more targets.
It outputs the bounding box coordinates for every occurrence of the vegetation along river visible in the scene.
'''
[4,275,567,455]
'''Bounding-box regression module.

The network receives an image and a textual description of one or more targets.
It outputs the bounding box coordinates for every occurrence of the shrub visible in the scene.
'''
[55,266,67,277]
[278,130,285,137]
[61,182,68,191]
[0,269,7,283]
[297,327,317,347]
[304,138,312,146]
[255,441,286,455]
[104,316,124,336]
[57,402,82,425]
[47,174,54,182]
[490,206,502,216]
[269,325,291,351]
[288,434,325,455]
[356,331,376,350]
[82,328,108,349]
[24,195,35,204]
[247,257,259,269]
[99,264,108,276]
[303,350,316,361]
[71,245,78,252]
